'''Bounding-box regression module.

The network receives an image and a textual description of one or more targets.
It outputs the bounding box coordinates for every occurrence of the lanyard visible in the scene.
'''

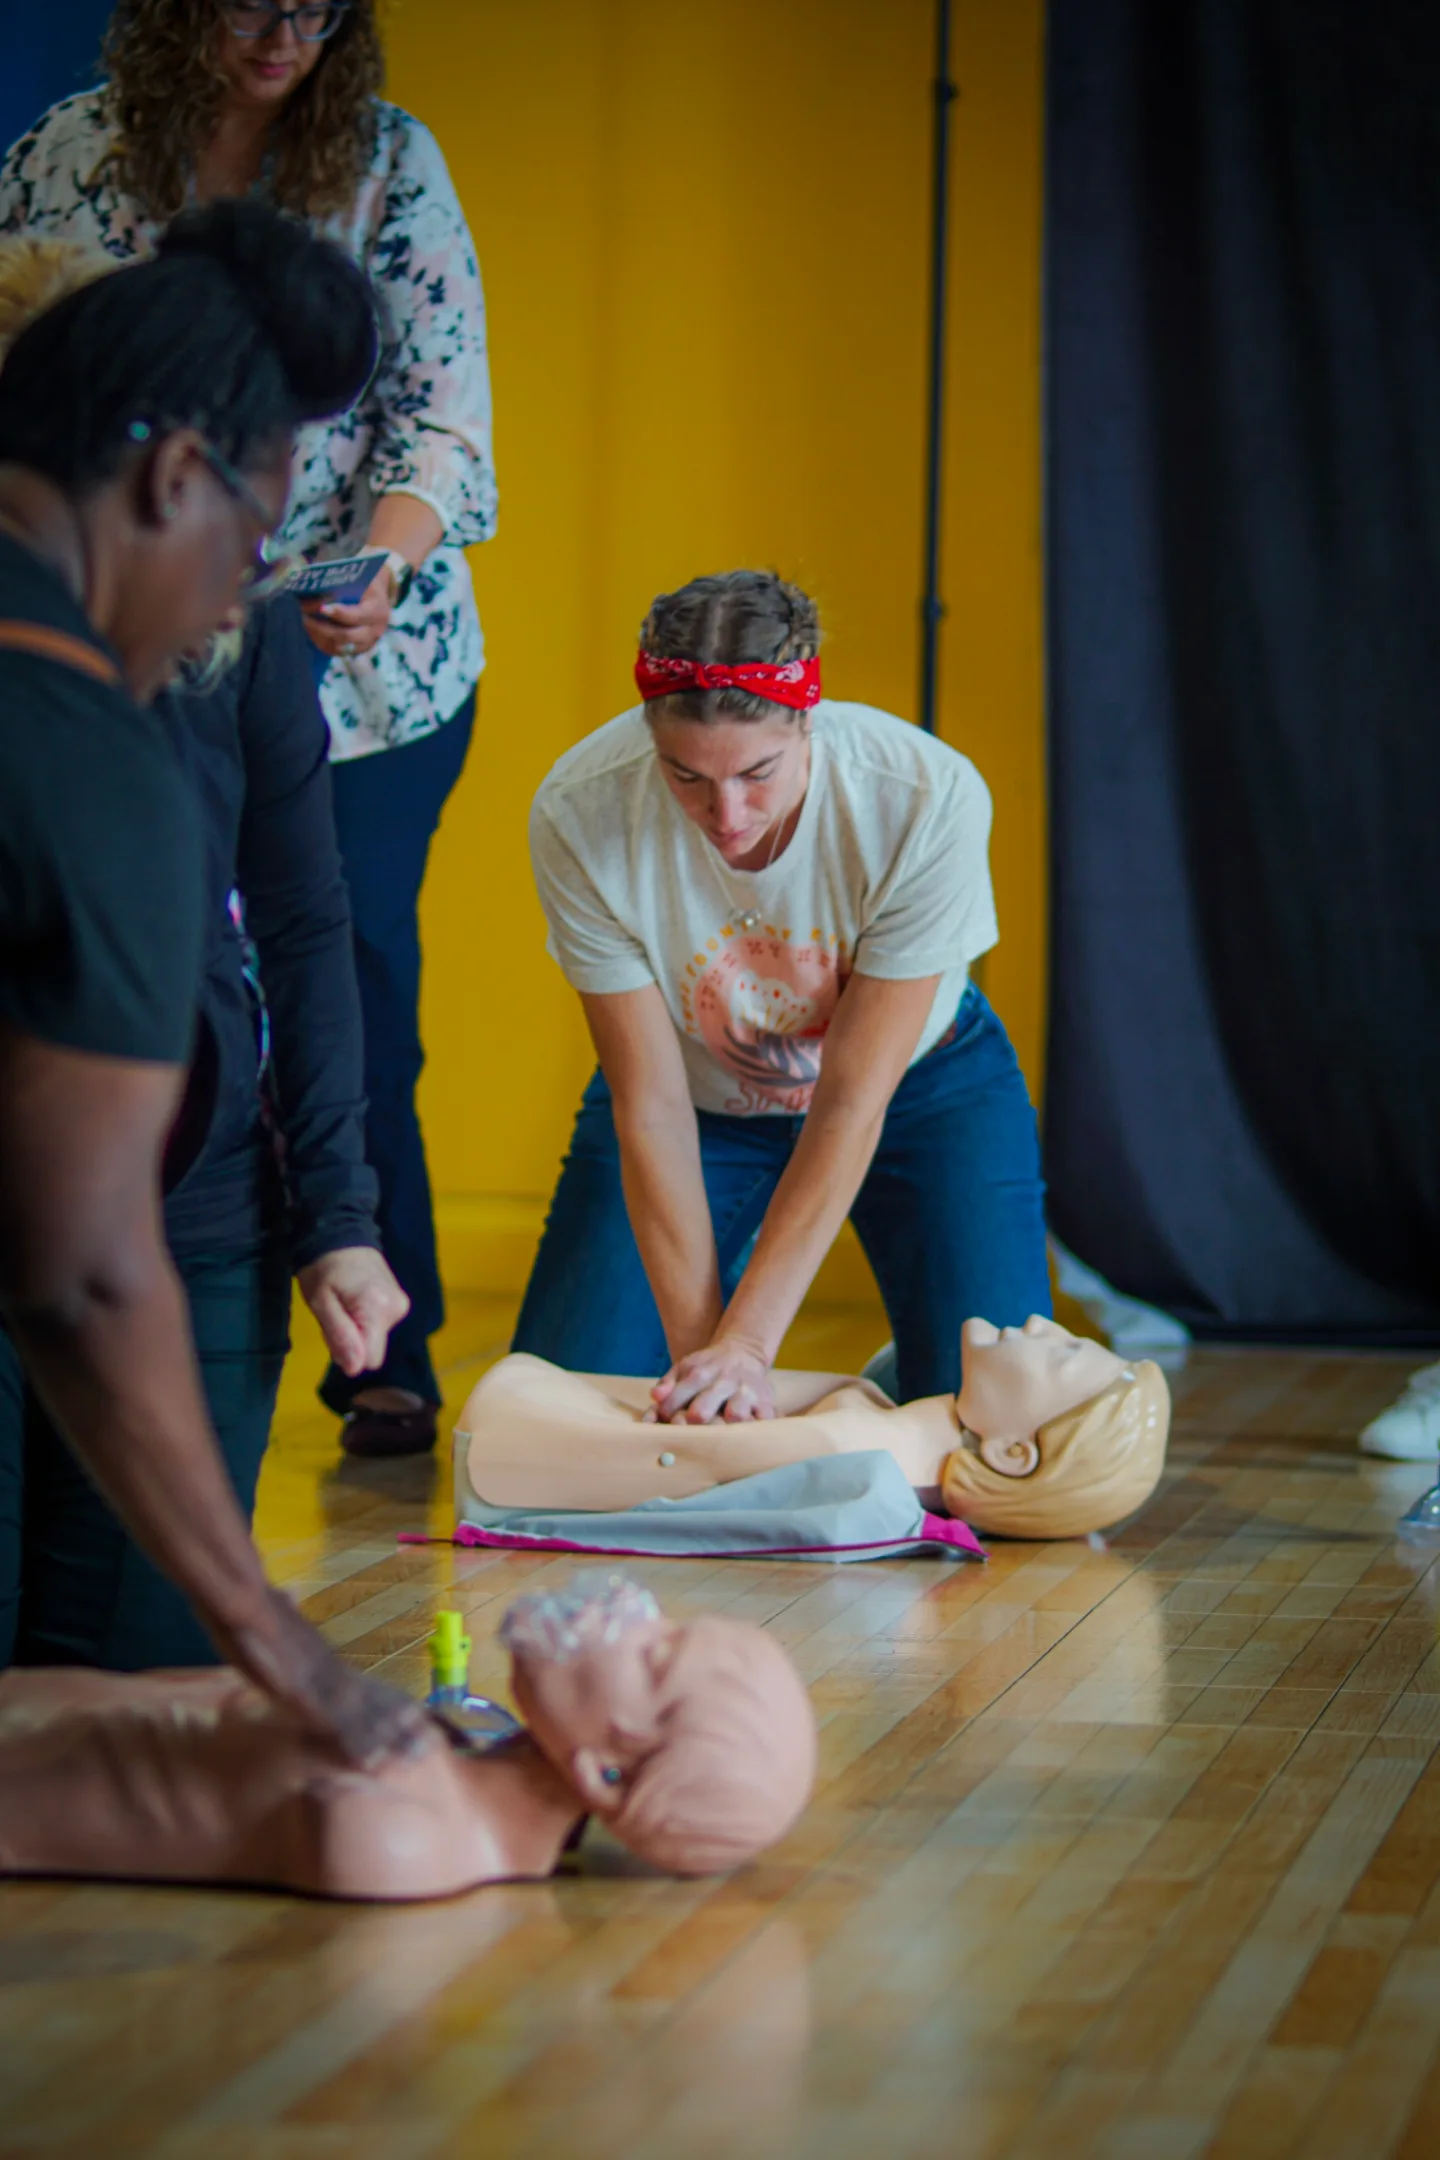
[226,886,272,1090]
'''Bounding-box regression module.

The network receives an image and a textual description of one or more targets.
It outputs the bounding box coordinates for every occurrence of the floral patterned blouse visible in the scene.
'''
[0,92,497,761]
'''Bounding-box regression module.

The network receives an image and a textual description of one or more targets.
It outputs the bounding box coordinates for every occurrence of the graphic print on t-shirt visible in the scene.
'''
[679,919,852,1114]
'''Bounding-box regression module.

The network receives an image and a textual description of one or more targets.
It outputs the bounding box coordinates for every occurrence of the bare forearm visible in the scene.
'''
[649,976,942,1424]
[614,1109,723,1361]
[6,1258,275,1645]
[0,1031,428,1764]
[720,978,939,1360]
[722,1103,885,1361]
[366,492,444,569]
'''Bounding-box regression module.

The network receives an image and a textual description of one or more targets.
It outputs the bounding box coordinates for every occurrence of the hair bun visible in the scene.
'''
[157,198,377,418]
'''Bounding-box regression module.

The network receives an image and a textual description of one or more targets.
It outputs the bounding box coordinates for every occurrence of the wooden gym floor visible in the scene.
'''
[4,1296,1440,2159]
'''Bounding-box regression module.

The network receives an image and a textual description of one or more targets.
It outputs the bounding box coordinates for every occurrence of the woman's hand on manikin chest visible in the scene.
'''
[648,1335,776,1425]
[650,971,943,1425]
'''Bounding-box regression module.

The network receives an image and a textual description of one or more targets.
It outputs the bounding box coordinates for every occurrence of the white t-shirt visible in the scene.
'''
[530,700,999,1116]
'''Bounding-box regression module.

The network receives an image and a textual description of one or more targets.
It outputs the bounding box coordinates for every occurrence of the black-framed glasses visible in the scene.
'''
[222,1,351,43]
[193,437,301,600]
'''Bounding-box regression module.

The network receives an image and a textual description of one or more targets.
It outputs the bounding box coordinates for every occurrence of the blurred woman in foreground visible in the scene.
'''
[0,198,424,1762]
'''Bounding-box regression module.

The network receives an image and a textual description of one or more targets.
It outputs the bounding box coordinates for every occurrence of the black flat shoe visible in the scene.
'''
[338,1402,438,1459]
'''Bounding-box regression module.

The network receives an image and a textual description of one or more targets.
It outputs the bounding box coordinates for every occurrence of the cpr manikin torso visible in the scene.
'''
[459,1358,958,1508]
[0,1577,817,1899]
[457,1318,1170,1540]
[0,1667,578,1901]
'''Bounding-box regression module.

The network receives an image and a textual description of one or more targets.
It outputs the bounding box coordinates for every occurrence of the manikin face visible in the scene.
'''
[503,1577,687,1814]
[502,1574,818,1875]
[216,3,331,114]
[956,1315,1128,1445]
[650,715,811,868]
[510,1620,685,1811]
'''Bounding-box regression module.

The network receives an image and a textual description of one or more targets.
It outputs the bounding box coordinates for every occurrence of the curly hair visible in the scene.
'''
[100,0,385,222]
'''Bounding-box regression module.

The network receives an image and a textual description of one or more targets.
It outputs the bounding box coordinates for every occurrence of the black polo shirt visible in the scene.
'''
[0,528,203,1063]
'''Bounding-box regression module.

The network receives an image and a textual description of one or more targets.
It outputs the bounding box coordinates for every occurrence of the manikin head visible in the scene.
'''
[502,1573,817,1875]
[956,1316,1128,1470]
[944,1315,1169,1537]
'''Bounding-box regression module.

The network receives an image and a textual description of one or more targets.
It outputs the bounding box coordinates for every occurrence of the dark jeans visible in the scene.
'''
[320,696,476,1413]
[513,984,1052,1403]
[0,1239,291,1671]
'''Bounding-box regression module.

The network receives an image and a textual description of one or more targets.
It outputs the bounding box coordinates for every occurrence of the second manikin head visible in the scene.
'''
[942,1315,1170,1538]
[501,1572,818,1875]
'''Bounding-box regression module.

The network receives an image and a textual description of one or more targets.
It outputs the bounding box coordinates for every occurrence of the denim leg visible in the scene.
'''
[849,989,1051,1402]
[513,1073,792,1374]
[323,698,475,1411]
[697,1105,801,1302]
[15,1240,292,1671]
[511,1070,671,1374]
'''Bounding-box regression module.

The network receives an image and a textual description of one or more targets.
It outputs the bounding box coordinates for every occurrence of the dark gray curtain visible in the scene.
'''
[1045,0,1440,1341]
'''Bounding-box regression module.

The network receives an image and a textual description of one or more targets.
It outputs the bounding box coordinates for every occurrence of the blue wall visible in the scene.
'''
[1,4,115,162]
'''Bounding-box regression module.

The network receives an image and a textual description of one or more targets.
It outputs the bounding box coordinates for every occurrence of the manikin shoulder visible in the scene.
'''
[294,1734,580,1902]
[294,1747,491,1900]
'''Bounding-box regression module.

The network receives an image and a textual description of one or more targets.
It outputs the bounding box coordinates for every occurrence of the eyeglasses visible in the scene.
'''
[125,417,299,600]
[193,437,302,601]
[222,2,352,43]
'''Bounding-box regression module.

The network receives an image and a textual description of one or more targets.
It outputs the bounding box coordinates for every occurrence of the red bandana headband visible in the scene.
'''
[634,651,822,711]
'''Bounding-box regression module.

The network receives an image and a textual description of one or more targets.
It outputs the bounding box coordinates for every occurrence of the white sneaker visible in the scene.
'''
[1360,1363,1440,1460]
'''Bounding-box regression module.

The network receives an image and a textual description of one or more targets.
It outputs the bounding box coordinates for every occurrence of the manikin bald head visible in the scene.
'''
[504,1574,818,1875]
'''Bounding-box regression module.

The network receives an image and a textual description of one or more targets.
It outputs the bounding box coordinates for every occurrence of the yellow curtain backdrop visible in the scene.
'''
[383,0,1045,1300]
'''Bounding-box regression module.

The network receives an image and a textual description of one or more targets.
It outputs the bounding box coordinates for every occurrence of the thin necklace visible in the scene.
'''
[698,733,812,930]
[703,787,797,932]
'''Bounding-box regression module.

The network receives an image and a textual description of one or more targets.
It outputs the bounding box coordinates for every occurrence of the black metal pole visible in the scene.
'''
[919,0,957,733]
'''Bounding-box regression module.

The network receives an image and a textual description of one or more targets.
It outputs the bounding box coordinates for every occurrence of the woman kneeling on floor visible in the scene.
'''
[515,570,1051,1424]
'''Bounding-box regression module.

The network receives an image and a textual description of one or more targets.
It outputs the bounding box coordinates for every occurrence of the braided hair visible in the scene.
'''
[639,569,822,723]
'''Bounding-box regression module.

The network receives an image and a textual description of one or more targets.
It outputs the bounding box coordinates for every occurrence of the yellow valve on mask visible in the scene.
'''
[428,1609,471,1695]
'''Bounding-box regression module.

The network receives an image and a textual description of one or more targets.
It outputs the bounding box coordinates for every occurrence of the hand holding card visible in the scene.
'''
[297,553,397,663]
[282,553,389,606]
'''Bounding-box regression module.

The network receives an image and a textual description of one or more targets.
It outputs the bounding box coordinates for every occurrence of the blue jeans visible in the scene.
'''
[320,696,475,1412]
[513,985,1051,1402]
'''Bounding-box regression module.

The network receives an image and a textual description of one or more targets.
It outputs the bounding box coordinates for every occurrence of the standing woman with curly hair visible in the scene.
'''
[1,1,498,1460]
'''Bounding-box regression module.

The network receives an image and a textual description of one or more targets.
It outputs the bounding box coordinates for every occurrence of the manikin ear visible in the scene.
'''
[978,1433,1042,1478]
[568,1747,629,1817]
